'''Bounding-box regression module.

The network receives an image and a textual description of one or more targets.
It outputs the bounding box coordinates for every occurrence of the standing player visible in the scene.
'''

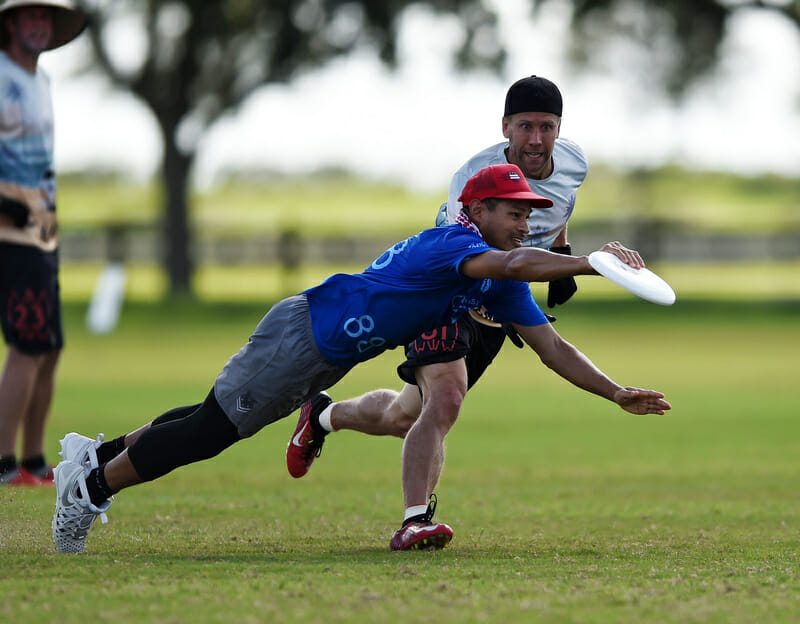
[286,76,592,548]
[52,164,670,555]
[437,74,584,297]
[0,0,86,486]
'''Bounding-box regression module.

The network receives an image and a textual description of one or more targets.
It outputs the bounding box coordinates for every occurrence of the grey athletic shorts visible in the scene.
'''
[214,294,349,438]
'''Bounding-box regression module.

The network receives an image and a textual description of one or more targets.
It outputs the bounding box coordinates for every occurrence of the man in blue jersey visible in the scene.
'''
[51,163,670,555]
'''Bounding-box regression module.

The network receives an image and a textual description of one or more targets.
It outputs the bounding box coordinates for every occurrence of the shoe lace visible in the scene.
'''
[307,393,331,459]
[422,493,438,523]
[300,423,324,460]
[75,469,110,525]
[86,433,105,470]
[398,493,440,530]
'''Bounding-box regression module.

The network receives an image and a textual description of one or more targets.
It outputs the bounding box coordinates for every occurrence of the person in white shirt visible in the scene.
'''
[0,0,86,487]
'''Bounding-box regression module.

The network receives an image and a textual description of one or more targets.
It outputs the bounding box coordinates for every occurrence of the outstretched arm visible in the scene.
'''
[515,322,671,416]
[461,241,643,283]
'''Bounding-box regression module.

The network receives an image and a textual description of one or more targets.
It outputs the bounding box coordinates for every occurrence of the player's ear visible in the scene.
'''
[502,116,511,139]
[468,199,485,224]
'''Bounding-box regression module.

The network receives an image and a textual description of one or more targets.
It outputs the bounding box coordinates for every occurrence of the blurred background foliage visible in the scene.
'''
[58,166,800,236]
[66,0,799,297]
[57,168,800,307]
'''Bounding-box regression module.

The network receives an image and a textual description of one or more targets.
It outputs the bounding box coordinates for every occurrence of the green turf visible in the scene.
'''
[1,299,798,623]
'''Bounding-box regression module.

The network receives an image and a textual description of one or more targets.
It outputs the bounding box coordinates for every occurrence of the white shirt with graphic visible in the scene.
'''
[0,51,56,250]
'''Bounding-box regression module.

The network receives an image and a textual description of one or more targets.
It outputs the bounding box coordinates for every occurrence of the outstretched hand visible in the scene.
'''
[599,241,645,269]
[613,387,672,415]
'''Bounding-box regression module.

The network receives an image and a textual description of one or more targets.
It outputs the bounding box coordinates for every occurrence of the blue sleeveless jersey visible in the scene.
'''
[305,225,547,368]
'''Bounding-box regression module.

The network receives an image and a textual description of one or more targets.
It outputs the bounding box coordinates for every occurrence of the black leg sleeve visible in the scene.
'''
[151,403,203,426]
[127,389,241,482]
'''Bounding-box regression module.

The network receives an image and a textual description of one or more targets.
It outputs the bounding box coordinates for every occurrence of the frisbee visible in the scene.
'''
[588,251,676,306]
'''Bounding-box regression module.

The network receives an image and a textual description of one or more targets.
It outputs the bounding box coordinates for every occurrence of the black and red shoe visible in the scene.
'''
[1,466,52,487]
[286,392,332,478]
[390,494,453,551]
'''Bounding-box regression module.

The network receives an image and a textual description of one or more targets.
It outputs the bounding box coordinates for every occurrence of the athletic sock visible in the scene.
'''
[0,455,17,476]
[85,464,117,506]
[402,504,430,526]
[21,454,46,473]
[317,403,336,433]
[97,435,127,464]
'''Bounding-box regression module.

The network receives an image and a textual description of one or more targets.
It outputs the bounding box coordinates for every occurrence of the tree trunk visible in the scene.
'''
[162,136,193,297]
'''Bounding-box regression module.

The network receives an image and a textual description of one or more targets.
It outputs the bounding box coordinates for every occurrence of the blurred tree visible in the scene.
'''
[74,0,799,295]
[533,0,800,98]
[75,0,505,296]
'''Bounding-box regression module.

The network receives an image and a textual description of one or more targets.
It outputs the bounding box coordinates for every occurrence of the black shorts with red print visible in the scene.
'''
[397,313,506,389]
[0,243,63,354]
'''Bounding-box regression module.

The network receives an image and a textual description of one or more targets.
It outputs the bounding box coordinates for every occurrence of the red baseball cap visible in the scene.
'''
[458,164,553,208]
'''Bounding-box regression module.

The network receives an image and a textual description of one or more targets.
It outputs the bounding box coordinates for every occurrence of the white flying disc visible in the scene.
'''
[588,251,676,306]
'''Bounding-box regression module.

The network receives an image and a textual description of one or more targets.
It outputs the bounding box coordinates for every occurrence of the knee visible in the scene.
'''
[439,383,467,414]
[422,384,465,430]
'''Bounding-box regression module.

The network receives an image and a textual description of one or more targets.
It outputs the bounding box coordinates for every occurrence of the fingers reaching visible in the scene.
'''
[600,241,645,269]
[615,387,672,415]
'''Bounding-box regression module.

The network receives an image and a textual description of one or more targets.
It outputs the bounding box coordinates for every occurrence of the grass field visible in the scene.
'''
[1,291,798,623]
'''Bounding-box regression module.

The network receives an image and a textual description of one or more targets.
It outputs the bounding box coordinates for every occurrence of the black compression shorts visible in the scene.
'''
[0,243,63,354]
[397,313,506,389]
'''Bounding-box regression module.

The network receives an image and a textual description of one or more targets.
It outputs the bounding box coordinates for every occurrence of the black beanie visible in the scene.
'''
[504,76,562,117]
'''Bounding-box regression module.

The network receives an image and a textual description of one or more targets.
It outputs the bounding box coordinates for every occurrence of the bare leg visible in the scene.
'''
[0,347,41,457]
[330,383,422,437]
[117,423,152,449]
[400,359,468,508]
[103,449,144,491]
[21,349,60,459]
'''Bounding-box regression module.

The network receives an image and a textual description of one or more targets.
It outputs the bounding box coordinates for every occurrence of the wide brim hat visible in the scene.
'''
[0,0,86,50]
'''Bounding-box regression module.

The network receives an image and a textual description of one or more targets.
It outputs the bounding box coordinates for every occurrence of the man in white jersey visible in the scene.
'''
[438,75,585,275]
[286,77,596,547]
[0,0,86,486]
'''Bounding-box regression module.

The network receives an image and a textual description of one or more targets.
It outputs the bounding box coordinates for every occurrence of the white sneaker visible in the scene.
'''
[52,460,112,554]
[59,432,105,469]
